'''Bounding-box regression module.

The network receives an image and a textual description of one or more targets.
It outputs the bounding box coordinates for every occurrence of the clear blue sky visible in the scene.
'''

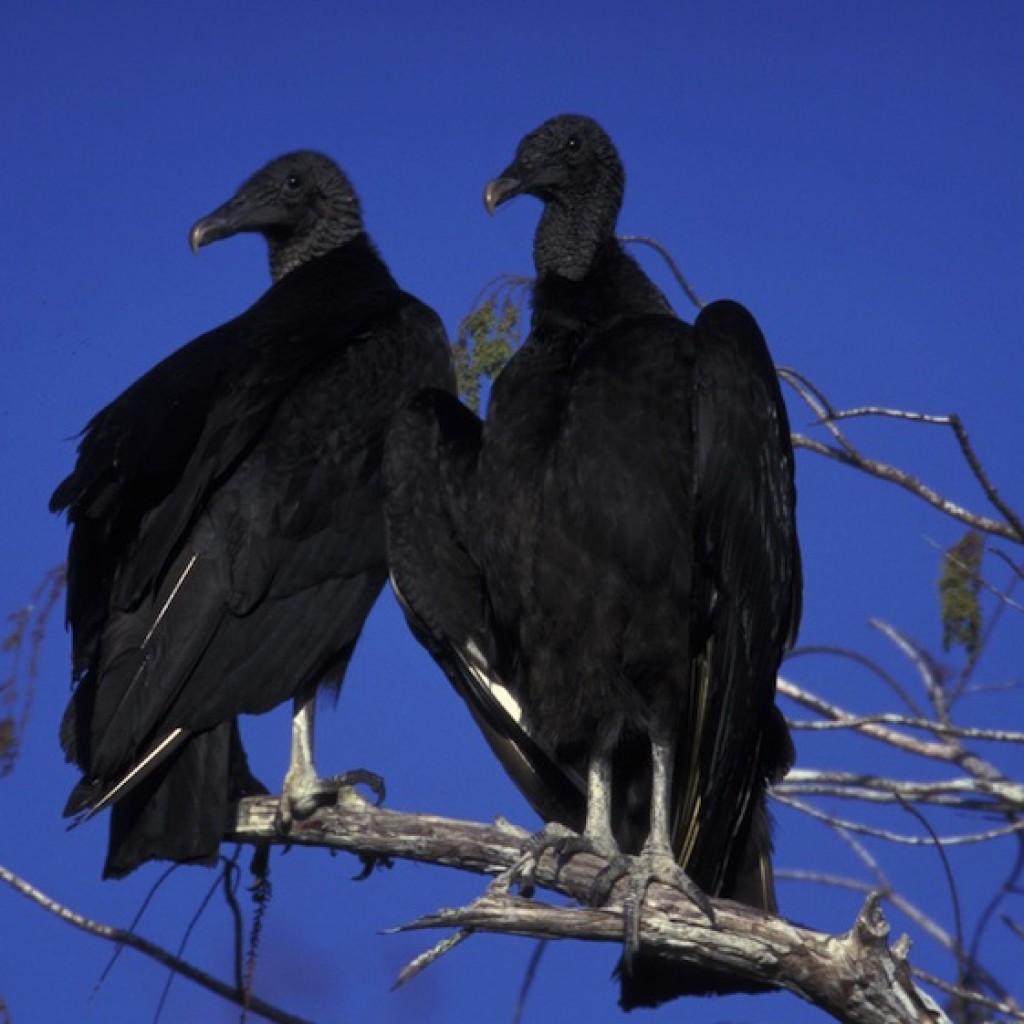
[2,4,1023,1022]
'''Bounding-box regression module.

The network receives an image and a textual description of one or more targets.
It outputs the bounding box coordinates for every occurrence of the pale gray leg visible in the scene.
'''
[582,747,617,846]
[620,736,714,963]
[279,692,317,821]
[646,735,676,856]
[276,690,384,832]
[491,746,622,895]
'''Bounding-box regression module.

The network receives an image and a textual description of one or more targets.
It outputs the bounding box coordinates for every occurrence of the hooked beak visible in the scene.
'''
[483,176,522,215]
[189,194,267,253]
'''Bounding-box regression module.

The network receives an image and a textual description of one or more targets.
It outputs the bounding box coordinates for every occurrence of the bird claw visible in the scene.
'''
[588,853,633,906]
[545,832,622,881]
[620,848,714,965]
[275,768,386,833]
[329,768,386,807]
[487,821,580,897]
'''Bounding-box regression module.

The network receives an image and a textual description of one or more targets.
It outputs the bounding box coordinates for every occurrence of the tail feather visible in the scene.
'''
[65,727,190,822]
[103,719,266,878]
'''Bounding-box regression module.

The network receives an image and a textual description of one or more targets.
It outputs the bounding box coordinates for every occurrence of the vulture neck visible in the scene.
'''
[533,189,619,282]
[268,216,363,283]
[532,236,673,335]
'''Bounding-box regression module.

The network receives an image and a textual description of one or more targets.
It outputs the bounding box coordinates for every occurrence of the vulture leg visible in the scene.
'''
[276,688,384,831]
[620,736,715,962]
[581,748,617,848]
[494,744,623,895]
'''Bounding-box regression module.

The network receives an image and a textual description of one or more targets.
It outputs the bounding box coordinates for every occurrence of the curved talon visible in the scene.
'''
[328,768,386,807]
[623,887,642,962]
[638,849,714,921]
[275,768,387,833]
[620,848,715,965]
[489,822,580,896]
[588,854,632,906]
[546,834,593,865]
[274,799,297,835]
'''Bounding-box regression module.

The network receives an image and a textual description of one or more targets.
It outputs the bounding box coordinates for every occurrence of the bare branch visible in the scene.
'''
[617,235,705,310]
[778,370,1024,544]
[912,968,1024,1023]
[779,770,1024,813]
[229,796,948,1024]
[947,413,1024,541]
[773,792,1024,846]
[780,870,954,952]
[870,620,949,724]
[786,716,1024,745]
[396,891,948,1024]
[787,643,927,717]
[0,861,308,1024]
[778,678,954,762]
[390,928,472,989]
[789,432,1019,541]
[823,407,954,426]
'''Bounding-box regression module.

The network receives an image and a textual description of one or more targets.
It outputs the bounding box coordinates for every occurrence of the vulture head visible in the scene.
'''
[484,114,625,280]
[190,150,363,281]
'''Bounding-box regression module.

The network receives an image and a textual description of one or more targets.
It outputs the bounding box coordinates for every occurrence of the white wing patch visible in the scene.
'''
[461,638,525,726]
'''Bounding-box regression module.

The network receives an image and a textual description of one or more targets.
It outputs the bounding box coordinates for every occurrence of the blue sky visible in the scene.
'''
[2,4,1024,1022]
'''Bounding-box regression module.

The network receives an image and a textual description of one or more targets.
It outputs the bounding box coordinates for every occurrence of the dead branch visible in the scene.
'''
[618,235,705,310]
[779,369,1024,545]
[0,861,306,1024]
[779,769,1024,814]
[229,795,951,1024]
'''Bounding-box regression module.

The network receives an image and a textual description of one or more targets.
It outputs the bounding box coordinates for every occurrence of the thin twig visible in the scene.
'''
[778,770,1024,813]
[778,678,954,761]
[0,862,310,1024]
[96,862,181,994]
[870,620,949,723]
[779,370,1023,543]
[911,967,1024,1022]
[618,235,705,310]
[894,800,965,992]
[154,868,225,1023]
[790,433,1017,541]
[512,941,547,1024]
[773,792,1024,846]
[785,715,1024,745]
[787,643,927,717]
[390,928,473,988]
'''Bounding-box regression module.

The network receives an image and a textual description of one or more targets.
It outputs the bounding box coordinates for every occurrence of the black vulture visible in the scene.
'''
[54,150,454,878]
[385,115,800,1007]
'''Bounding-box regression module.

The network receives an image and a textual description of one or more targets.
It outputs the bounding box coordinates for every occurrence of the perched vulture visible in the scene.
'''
[54,150,454,877]
[385,115,800,1007]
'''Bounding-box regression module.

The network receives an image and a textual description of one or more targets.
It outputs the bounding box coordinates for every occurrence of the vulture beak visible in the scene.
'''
[189,195,262,252]
[483,175,523,215]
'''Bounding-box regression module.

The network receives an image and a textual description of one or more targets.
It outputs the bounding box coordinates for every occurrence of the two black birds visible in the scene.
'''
[53,116,801,1009]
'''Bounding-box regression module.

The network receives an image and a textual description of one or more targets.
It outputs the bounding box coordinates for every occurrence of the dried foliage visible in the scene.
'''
[1,563,64,778]
[939,531,985,665]
[452,275,529,411]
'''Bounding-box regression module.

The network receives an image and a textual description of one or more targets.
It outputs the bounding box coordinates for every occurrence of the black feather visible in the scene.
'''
[54,151,454,876]
[387,116,800,1008]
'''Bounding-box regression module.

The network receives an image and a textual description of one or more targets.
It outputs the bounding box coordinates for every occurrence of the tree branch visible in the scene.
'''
[229,795,950,1024]
[778,369,1024,544]
[0,861,307,1024]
